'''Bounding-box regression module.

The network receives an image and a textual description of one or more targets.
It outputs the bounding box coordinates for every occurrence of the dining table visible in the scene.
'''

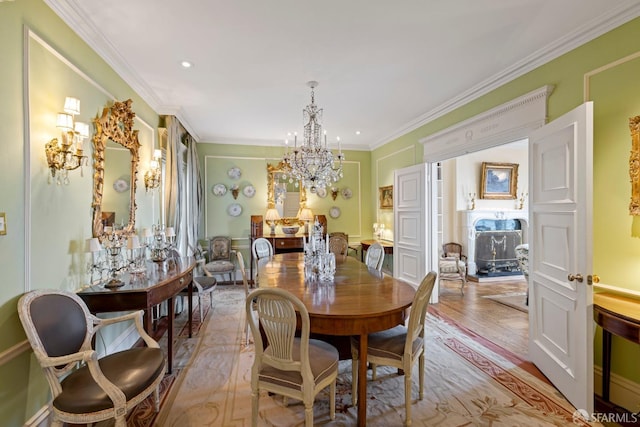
[257,252,416,426]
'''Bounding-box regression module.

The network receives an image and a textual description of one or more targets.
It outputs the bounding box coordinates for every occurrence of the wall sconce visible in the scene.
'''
[45,96,89,185]
[330,187,339,200]
[144,149,162,191]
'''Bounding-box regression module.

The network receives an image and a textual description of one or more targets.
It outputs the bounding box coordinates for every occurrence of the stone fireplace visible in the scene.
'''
[459,210,529,277]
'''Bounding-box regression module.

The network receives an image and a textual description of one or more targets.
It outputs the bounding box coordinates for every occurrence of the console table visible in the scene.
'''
[78,257,195,373]
[249,214,326,283]
[593,292,640,401]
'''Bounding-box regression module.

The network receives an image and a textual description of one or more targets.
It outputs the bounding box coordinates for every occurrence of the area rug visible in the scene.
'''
[149,286,595,427]
[483,291,528,313]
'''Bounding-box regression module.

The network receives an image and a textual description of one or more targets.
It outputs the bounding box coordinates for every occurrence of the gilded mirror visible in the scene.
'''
[92,99,140,239]
[267,161,306,225]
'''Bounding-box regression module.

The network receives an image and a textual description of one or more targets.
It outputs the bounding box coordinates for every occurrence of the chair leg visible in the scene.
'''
[404,370,413,427]
[114,415,127,427]
[154,386,161,412]
[251,389,259,427]
[371,363,378,380]
[199,295,204,321]
[419,353,425,400]
[304,402,313,427]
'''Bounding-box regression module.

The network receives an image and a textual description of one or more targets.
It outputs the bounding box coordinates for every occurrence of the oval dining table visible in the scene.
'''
[257,252,416,426]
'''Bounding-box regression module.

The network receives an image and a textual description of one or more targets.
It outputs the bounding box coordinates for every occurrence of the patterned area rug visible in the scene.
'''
[140,286,597,427]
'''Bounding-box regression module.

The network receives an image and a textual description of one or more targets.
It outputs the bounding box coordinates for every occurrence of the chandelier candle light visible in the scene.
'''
[283,81,344,193]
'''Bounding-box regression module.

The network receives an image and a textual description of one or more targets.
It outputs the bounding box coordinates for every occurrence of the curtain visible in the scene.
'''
[163,116,187,254]
[185,134,203,256]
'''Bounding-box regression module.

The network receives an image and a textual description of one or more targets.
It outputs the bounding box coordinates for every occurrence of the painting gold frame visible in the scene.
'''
[0,212,6,236]
[379,185,393,209]
[629,115,640,215]
[480,162,518,200]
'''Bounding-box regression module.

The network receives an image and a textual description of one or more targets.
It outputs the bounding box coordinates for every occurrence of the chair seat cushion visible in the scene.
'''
[205,260,234,273]
[259,338,338,391]
[352,325,423,362]
[439,258,465,273]
[192,276,217,292]
[54,347,165,414]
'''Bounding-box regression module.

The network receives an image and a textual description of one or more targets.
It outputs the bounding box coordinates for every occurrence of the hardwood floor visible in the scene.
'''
[433,276,530,359]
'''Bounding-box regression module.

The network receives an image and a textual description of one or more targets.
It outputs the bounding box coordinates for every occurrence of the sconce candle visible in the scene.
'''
[46,97,89,185]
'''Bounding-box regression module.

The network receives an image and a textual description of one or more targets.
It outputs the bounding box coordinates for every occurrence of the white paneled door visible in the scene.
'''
[394,163,429,290]
[528,102,594,414]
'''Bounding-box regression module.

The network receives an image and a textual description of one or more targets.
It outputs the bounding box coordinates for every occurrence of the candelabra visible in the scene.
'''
[373,223,385,240]
[126,235,146,273]
[468,192,476,210]
[85,237,108,284]
[517,192,528,210]
[103,231,127,288]
[303,218,335,281]
[150,225,176,262]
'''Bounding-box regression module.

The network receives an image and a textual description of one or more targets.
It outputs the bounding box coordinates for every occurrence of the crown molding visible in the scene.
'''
[371,2,640,150]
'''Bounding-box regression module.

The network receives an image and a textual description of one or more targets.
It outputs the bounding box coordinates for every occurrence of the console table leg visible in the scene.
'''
[602,329,612,401]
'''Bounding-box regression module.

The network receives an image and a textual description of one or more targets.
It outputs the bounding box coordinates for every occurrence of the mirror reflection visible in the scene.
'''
[92,99,140,239]
[267,161,306,225]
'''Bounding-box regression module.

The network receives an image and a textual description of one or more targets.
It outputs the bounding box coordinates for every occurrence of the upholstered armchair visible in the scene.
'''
[205,236,236,285]
[438,242,467,295]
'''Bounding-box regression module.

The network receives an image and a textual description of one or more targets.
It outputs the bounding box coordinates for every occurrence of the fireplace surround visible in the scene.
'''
[458,210,529,277]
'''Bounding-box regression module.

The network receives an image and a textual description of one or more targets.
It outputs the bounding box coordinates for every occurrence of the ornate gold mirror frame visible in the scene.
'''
[267,161,307,225]
[92,99,140,239]
[630,116,640,215]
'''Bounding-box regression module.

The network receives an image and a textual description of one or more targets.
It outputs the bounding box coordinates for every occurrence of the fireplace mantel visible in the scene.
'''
[458,209,529,276]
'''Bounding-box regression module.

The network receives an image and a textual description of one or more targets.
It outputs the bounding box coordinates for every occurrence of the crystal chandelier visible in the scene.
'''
[282,81,344,193]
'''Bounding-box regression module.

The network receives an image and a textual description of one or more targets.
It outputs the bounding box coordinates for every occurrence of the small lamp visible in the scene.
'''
[298,208,314,235]
[265,208,280,235]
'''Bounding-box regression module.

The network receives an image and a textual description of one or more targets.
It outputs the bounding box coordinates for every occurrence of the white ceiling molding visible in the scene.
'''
[372,3,640,150]
[420,85,554,162]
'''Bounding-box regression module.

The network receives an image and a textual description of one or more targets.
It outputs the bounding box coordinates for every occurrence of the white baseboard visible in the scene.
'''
[595,365,640,413]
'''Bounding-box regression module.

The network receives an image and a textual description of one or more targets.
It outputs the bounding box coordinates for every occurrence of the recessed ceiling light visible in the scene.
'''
[355,131,361,135]
[181,61,192,68]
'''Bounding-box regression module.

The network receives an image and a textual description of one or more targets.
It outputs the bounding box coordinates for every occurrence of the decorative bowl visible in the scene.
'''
[282,226,300,235]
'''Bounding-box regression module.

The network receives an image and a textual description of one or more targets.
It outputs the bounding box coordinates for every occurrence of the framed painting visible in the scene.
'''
[379,185,393,209]
[480,162,518,199]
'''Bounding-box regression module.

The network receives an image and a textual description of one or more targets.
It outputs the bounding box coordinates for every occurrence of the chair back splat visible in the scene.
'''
[246,288,338,426]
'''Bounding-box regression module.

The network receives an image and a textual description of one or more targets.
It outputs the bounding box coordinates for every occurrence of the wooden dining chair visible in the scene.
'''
[251,237,273,286]
[246,288,339,427]
[351,271,437,427]
[236,251,253,346]
[18,289,166,427]
[365,241,385,271]
[328,235,348,261]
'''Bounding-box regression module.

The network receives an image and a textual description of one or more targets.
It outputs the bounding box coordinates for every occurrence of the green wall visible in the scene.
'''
[196,142,371,267]
[371,16,640,407]
[2,0,640,423]
[0,0,160,424]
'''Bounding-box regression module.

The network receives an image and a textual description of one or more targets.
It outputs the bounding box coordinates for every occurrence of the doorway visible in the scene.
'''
[435,139,530,359]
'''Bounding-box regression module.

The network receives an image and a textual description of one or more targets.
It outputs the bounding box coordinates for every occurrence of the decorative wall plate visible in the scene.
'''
[227,203,243,217]
[243,185,256,198]
[341,187,353,200]
[227,166,241,179]
[316,187,327,198]
[113,179,129,193]
[212,183,227,196]
[329,206,341,219]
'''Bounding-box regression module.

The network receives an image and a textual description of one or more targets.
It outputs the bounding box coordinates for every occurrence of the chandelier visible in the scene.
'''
[282,81,344,193]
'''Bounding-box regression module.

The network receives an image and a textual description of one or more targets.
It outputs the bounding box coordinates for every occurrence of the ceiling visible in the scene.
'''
[46,0,640,150]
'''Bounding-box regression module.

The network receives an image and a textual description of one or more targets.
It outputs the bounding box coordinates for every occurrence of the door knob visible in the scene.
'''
[567,273,583,283]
